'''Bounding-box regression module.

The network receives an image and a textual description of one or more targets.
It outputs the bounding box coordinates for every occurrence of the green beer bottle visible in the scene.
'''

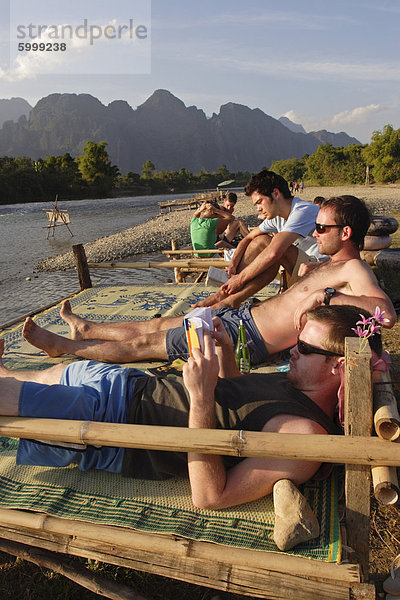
[234,320,251,374]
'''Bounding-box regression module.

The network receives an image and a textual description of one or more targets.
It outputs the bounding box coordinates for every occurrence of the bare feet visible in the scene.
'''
[60,300,89,340]
[22,317,69,357]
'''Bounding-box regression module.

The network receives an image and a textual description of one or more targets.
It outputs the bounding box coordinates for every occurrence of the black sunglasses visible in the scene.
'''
[314,222,343,234]
[297,336,342,357]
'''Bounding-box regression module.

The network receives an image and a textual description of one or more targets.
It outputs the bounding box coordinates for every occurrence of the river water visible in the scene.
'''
[0,192,193,326]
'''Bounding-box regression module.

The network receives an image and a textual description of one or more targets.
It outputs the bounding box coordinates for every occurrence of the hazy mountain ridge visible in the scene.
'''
[0,90,360,172]
[278,116,307,135]
[0,97,32,128]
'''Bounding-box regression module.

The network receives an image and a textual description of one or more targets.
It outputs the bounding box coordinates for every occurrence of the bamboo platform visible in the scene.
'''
[2,257,399,598]
[0,330,385,599]
[158,198,201,213]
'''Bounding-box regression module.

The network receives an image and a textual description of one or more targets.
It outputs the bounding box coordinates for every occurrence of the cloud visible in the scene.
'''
[331,104,385,125]
[281,110,302,124]
[1,18,149,80]
[208,56,400,82]
[152,8,354,32]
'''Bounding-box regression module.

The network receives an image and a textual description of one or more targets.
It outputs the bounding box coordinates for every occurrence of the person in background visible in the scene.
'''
[216,192,250,249]
[194,170,325,308]
[190,200,234,257]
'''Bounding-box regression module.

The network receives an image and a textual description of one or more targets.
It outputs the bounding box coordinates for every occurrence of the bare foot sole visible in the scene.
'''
[22,317,66,358]
[60,300,89,341]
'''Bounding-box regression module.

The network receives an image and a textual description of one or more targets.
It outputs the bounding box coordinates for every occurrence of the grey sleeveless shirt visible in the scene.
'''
[122,373,342,480]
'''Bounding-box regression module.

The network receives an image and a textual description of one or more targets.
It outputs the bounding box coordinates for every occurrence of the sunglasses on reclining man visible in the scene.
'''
[314,222,343,234]
[297,337,342,357]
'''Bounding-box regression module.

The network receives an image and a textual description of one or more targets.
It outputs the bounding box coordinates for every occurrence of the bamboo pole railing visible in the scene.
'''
[1,418,400,467]
[162,249,224,255]
[86,259,228,270]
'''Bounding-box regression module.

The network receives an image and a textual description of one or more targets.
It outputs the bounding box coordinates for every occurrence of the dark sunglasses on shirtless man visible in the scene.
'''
[314,222,343,234]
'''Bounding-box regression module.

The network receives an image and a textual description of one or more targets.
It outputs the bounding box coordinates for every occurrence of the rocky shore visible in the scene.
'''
[36,184,400,272]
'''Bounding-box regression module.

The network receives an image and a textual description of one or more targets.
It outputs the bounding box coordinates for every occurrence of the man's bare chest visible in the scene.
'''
[292,261,352,295]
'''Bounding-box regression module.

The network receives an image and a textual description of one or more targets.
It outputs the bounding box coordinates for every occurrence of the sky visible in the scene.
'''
[0,0,399,144]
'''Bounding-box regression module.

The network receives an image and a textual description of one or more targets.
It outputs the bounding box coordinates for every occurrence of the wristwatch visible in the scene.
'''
[323,287,336,305]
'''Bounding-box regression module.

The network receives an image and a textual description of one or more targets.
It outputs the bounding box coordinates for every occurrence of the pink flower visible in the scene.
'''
[372,307,387,325]
[352,326,369,337]
[352,306,384,353]
[357,314,371,326]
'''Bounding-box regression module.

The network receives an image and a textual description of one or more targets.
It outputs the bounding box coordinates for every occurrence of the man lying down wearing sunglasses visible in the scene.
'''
[0,305,385,518]
[22,194,396,369]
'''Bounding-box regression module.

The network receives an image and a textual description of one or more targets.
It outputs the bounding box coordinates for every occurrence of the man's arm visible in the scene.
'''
[212,317,241,378]
[193,202,209,218]
[226,226,263,276]
[214,207,235,221]
[183,332,324,509]
[222,231,300,296]
[293,260,397,329]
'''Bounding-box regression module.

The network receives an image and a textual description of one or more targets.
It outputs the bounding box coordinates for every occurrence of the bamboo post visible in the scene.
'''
[171,240,184,283]
[72,244,92,291]
[59,210,74,237]
[371,466,399,504]
[373,370,400,440]
[344,337,372,582]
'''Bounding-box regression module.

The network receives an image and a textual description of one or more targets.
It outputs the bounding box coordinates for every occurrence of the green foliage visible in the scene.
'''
[0,141,119,203]
[1,124,399,205]
[270,157,305,182]
[77,141,119,196]
[133,162,239,194]
[141,160,155,179]
[0,155,44,203]
[304,143,366,185]
[362,124,400,183]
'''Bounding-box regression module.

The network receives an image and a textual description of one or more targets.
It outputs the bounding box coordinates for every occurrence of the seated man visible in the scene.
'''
[190,200,234,256]
[22,195,396,366]
[215,192,250,248]
[0,306,383,509]
[195,170,325,308]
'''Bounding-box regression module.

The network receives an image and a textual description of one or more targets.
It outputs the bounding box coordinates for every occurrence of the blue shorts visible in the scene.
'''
[17,361,146,473]
[166,304,269,365]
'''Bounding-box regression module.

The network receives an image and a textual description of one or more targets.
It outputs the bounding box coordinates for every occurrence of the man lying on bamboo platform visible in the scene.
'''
[22,194,396,366]
[0,306,384,509]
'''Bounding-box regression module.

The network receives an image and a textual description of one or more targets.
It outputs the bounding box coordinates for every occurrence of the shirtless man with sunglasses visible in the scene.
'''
[22,195,396,367]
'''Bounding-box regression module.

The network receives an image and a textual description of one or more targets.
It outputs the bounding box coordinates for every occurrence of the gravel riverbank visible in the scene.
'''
[36,185,400,272]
